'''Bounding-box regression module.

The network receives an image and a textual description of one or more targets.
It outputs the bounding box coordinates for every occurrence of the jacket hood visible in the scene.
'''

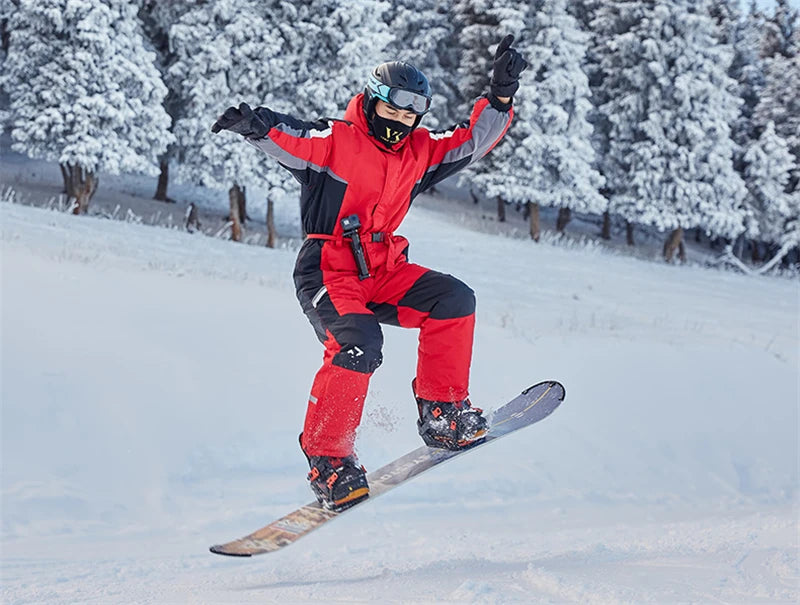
[344,93,410,153]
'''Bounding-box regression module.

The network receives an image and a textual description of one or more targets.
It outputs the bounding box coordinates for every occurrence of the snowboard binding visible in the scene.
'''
[300,435,369,512]
[413,380,488,450]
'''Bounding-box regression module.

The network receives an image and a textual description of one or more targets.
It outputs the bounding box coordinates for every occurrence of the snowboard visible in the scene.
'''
[210,380,565,557]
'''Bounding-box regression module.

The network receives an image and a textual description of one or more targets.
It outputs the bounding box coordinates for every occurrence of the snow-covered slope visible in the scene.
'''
[1,200,797,603]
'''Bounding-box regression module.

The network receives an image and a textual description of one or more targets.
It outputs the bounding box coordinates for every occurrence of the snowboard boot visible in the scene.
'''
[300,436,369,511]
[413,381,489,450]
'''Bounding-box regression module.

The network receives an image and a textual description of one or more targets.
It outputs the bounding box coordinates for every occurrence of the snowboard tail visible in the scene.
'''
[210,380,565,557]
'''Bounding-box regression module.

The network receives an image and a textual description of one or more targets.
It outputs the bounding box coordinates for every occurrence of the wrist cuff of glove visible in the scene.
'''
[488,93,513,112]
[243,127,269,140]
[491,81,519,99]
[242,107,274,139]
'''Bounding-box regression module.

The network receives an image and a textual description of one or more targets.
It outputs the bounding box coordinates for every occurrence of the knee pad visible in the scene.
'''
[401,272,476,319]
[330,315,384,374]
[333,343,383,374]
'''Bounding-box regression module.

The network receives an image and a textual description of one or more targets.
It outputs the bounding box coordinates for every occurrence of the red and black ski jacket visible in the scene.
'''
[248,93,512,269]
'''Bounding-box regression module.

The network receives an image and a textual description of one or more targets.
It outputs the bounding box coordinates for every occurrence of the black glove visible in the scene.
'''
[211,102,271,138]
[490,34,528,99]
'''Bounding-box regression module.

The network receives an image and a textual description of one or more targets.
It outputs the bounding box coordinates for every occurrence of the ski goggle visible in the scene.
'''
[367,74,431,115]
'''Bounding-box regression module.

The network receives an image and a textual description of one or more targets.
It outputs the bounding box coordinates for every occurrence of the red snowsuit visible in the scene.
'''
[248,93,513,457]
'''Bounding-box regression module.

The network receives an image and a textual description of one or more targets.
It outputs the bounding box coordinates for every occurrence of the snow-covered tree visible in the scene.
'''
[708,0,739,41]
[289,0,393,118]
[753,2,799,185]
[138,0,194,203]
[382,0,459,129]
[568,0,607,108]
[0,0,12,134]
[168,0,295,241]
[473,0,605,239]
[454,1,494,105]
[597,0,746,260]
[452,0,520,216]
[759,0,798,58]
[569,0,611,239]
[729,2,767,150]
[522,0,605,234]
[2,0,172,214]
[707,0,769,267]
[742,121,798,249]
[590,0,653,243]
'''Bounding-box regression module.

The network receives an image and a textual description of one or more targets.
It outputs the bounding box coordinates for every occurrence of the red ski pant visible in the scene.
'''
[293,239,475,457]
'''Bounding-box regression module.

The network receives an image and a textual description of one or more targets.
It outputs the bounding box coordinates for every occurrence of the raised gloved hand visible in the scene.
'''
[490,34,528,100]
[211,102,271,138]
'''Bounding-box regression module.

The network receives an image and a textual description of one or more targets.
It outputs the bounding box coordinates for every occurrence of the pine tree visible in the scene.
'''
[753,1,799,186]
[383,0,459,129]
[569,0,612,238]
[2,0,172,214]
[525,0,605,234]
[453,0,520,216]
[168,0,295,241]
[473,0,605,239]
[597,0,746,259]
[453,0,502,111]
[708,1,769,263]
[743,121,797,248]
[591,0,653,244]
[0,0,11,134]
[139,0,194,203]
[729,2,767,150]
[760,0,797,58]
[290,0,393,118]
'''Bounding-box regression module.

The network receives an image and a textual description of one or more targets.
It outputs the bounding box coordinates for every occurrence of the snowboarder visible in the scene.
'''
[212,35,526,511]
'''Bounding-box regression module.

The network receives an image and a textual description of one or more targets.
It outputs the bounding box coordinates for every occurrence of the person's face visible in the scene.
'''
[374,100,418,127]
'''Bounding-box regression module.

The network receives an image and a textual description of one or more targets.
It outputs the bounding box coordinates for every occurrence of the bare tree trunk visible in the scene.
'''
[528,201,540,242]
[59,163,70,194]
[601,210,611,240]
[228,184,243,242]
[64,164,97,215]
[626,221,635,246]
[751,240,763,263]
[266,197,276,248]
[556,207,572,233]
[154,159,171,202]
[733,234,745,259]
[238,185,247,224]
[496,196,506,222]
[185,203,200,232]
[663,227,686,262]
[470,188,479,204]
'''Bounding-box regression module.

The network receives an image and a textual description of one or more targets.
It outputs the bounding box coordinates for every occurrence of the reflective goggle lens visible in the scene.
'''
[368,75,431,115]
[388,88,431,114]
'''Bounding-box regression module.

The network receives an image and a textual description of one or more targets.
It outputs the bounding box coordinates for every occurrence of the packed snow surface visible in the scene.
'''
[1,200,797,603]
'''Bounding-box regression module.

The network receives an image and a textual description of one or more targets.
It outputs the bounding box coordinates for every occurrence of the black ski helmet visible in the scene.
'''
[363,61,432,128]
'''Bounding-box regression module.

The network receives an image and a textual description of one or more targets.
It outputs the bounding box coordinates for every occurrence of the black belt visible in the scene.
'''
[305,231,391,243]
